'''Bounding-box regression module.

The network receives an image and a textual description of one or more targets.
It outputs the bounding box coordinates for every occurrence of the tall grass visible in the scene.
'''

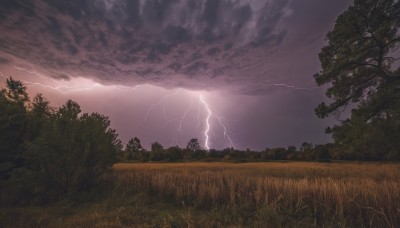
[1,162,399,227]
[114,162,400,227]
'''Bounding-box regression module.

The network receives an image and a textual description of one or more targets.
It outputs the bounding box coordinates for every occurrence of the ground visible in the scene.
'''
[1,162,399,227]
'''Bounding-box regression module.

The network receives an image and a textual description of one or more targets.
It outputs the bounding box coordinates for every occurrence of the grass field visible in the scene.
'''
[1,162,400,227]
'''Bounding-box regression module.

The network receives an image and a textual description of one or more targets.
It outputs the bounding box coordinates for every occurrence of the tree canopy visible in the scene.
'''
[315,0,400,119]
[315,0,400,159]
[0,78,122,203]
[124,137,143,160]
[186,138,202,152]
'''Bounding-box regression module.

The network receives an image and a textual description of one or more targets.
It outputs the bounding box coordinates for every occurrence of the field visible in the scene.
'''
[1,162,400,227]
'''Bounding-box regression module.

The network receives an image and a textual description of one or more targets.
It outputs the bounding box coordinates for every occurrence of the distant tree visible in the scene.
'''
[314,144,332,162]
[315,0,400,159]
[300,142,314,152]
[166,146,183,162]
[287,146,297,153]
[150,141,165,161]
[272,148,288,160]
[186,138,202,152]
[125,137,143,160]
[286,146,297,160]
[208,149,224,159]
[140,150,150,162]
[151,141,163,152]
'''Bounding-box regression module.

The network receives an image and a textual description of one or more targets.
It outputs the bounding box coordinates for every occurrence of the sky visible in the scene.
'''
[0,0,352,150]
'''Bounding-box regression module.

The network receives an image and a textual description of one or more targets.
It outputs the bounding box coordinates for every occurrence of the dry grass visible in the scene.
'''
[114,162,400,227]
[1,162,399,227]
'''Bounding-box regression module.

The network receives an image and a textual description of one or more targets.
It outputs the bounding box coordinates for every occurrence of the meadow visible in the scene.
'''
[1,162,400,227]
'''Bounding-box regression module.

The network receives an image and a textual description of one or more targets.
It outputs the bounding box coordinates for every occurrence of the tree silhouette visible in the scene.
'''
[150,141,164,161]
[125,137,143,160]
[28,100,122,195]
[315,0,400,159]
[315,0,400,120]
[0,77,29,179]
[186,138,202,152]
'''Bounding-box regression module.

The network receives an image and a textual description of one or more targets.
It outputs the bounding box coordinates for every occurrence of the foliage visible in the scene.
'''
[151,141,163,152]
[166,146,183,162]
[315,0,400,159]
[0,78,122,204]
[0,77,29,180]
[123,137,143,161]
[28,101,122,197]
[186,138,202,152]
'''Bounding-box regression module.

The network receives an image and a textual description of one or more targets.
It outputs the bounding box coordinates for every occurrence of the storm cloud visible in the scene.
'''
[0,0,295,91]
[0,0,353,149]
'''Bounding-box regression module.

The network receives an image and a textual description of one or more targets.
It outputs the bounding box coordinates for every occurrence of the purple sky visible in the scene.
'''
[0,0,352,150]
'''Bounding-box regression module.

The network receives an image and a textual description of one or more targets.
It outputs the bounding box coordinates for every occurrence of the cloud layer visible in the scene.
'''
[0,0,294,91]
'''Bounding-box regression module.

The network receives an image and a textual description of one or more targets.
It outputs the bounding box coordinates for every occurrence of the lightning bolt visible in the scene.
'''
[8,65,156,94]
[3,66,238,149]
[178,99,193,132]
[144,89,180,121]
[199,94,212,150]
[215,115,234,148]
[3,65,318,150]
[14,65,64,85]
[198,94,234,150]
[196,98,202,136]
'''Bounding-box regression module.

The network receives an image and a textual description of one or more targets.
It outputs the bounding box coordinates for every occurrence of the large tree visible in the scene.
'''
[0,77,29,179]
[315,0,400,159]
[29,100,122,195]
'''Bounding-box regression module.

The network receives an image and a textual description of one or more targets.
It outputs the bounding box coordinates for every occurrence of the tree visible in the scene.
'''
[186,138,206,159]
[300,142,314,152]
[166,146,183,162]
[0,79,123,203]
[28,100,122,196]
[151,141,163,152]
[125,137,143,160]
[150,141,164,161]
[186,138,202,152]
[314,144,332,162]
[315,0,400,119]
[26,94,52,141]
[0,77,29,180]
[287,146,297,153]
[315,0,400,159]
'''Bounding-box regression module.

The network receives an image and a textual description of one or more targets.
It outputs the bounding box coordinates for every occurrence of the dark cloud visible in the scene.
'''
[0,56,10,65]
[0,0,353,150]
[0,0,296,92]
[49,72,71,80]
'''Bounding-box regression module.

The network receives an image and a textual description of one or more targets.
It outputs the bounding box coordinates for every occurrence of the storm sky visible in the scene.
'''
[0,0,352,150]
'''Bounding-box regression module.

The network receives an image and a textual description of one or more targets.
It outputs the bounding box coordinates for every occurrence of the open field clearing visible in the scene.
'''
[1,162,400,227]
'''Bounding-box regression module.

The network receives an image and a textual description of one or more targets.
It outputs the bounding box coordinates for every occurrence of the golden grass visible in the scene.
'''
[114,162,400,227]
[2,162,399,227]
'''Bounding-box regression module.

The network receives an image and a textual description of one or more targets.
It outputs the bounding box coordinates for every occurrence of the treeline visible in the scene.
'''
[119,139,353,163]
[122,138,399,164]
[0,78,122,204]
